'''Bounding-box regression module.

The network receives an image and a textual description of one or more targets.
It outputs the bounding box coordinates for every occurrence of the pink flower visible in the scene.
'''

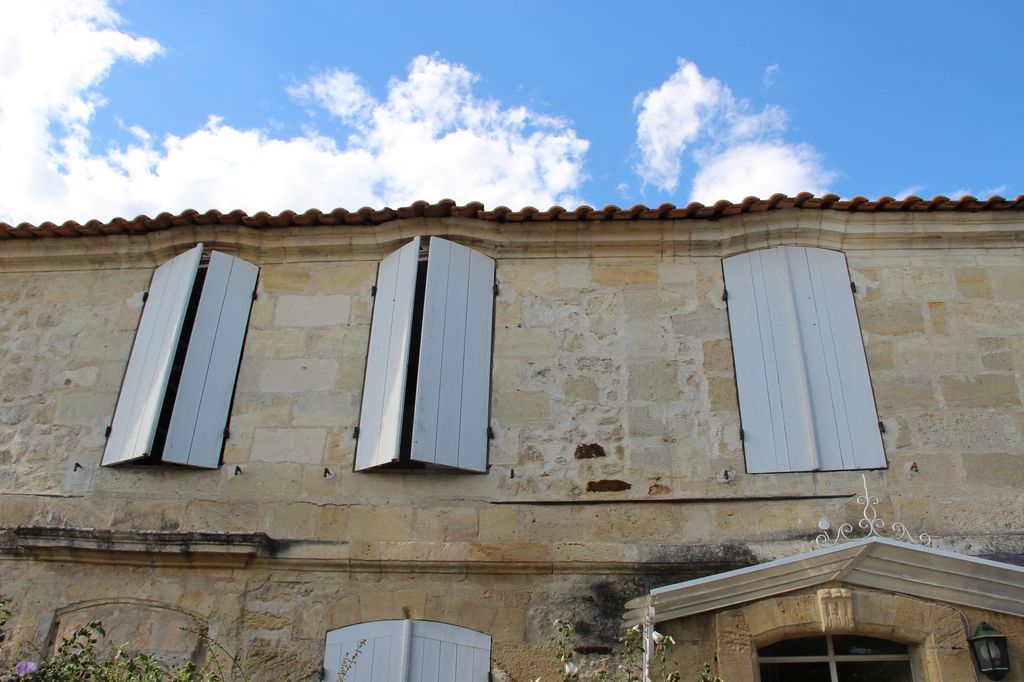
[15,660,38,677]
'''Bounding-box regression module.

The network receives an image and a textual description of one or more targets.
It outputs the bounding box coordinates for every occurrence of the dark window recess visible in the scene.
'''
[385,260,428,470]
[144,265,208,464]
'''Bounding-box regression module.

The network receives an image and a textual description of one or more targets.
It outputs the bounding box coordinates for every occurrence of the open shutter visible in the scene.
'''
[324,620,490,682]
[801,248,885,469]
[355,237,421,471]
[102,245,203,466]
[724,246,884,473]
[163,251,258,468]
[411,238,494,472]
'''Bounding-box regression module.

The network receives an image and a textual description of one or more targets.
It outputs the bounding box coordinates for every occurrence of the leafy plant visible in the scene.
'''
[550,619,722,682]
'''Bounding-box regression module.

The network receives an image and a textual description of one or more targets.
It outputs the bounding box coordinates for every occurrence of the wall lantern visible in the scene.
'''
[969,622,1010,680]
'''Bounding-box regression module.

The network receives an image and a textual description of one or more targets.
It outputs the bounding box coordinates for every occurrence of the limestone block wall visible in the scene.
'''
[0,212,1022,677]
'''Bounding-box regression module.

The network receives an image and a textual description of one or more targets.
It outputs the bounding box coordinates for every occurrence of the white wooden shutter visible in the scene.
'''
[800,248,885,469]
[163,251,258,468]
[723,246,884,473]
[324,620,490,682]
[408,620,490,682]
[411,238,494,472]
[355,238,421,471]
[102,245,204,466]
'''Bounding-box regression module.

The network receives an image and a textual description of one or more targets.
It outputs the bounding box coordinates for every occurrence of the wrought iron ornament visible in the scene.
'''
[815,474,931,548]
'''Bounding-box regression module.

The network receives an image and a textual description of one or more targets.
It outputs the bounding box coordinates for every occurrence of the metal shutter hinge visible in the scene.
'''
[371,285,377,297]
[722,288,728,302]
[878,421,886,433]
[142,291,149,302]
[493,283,499,296]
[487,426,494,440]
[739,427,744,441]
[104,425,112,438]
[353,426,360,439]
[223,428,230,439]
[252,289,258,301]
[850,281,857,294]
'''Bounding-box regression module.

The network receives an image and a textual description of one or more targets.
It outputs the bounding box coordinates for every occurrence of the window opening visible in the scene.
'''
[147,261,208,464]
[393,259,428,469]
[758,635,913,682]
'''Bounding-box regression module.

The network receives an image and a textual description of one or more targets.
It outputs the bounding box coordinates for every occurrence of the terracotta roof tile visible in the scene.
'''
[2,194,1023,239]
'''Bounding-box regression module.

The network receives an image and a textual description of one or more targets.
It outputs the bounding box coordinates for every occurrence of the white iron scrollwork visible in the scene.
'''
[815,474,931,548]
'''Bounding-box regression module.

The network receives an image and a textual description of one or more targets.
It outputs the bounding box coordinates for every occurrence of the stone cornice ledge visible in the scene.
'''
[1,210,1023,271]
[0,526,270,568]
[0,526,754,576]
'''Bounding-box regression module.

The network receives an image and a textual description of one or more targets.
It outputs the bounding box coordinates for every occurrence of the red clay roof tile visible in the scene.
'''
[2,194,1023,239]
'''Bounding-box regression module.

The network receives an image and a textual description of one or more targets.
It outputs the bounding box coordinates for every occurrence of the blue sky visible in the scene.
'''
[2,0,1022,224]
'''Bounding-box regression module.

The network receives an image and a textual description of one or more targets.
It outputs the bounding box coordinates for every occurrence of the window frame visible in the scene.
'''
[353,236,496,474]
[722,245,886,473]
[101,244,258,469]
[758,634,914,681]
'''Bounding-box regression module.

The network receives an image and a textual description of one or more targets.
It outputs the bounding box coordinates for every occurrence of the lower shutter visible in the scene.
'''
[323,620,490,682]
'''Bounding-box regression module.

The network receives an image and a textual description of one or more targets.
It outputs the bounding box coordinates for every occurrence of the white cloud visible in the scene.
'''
[288,70,372,122]
[691,142,837,204]
[0,3,589,225]
[763,64,780,89]
[982,184,1010,197]
[895,185,926,199]
[632,59,836,204]
[632,59,725,192]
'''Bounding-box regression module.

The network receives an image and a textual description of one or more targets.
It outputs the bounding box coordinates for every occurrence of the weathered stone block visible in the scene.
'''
[962,452,1024,488]
[348,506,412,541]
[413,507,479,541]
[989,266,1024,300]
[251,428,327,464]
[308,326,368,357]
[258,358,338,392]
[221,462,302,500]
[627,361,678,402]
[915,413,1020,452]
[261,264,313,293]
[494,328,555,358]
[873,376,939,411]
[493,391,551,424]
[940,374,1021,407]
[273,294,351,327]
[244,329,307,358]
[592,265,658,286]
[313,262,376,293]
[955,267,993,299]
[563,376,599,402]
[55,392,116,425]
[858,302,926,336]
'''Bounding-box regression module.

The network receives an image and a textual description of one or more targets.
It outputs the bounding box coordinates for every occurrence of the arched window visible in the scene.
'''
[758,635,912,681]
[323,619,490,682]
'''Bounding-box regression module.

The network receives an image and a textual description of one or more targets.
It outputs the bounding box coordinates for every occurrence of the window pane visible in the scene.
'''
[760,662,832,682]
[759,636,828,657]
[836,660,913,682]
[833,635,908,656]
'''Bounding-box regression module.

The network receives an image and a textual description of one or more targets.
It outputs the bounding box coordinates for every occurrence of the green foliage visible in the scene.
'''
[1,594,252,682]
[25,619,241,682]
[550,619,722,682]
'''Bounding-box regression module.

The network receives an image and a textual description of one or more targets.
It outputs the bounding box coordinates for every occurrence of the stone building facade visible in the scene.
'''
[0,194,1023,681]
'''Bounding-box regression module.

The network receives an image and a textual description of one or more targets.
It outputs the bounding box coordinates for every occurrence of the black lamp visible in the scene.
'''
[969,622,1009,680]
